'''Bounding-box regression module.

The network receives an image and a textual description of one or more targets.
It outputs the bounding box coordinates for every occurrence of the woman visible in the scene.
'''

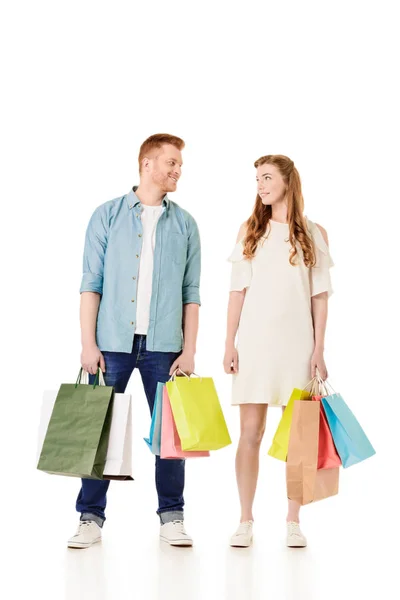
[223,155,333,548]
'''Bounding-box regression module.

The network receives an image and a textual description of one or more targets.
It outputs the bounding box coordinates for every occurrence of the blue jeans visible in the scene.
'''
[75,335,185,525]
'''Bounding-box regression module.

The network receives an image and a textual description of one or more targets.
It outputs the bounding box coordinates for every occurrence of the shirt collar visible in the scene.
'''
[126,186,170,210]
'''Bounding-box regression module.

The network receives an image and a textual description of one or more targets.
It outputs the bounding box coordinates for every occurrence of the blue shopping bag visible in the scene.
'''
[144,382,164,455]
[321,393,376,468]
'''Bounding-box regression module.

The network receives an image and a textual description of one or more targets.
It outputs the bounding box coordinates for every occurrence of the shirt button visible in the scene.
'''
[138,234,142,237]
[131,299,135,302]
[132,276,136,280]
[131,321,134,325]
[136,254,139,258]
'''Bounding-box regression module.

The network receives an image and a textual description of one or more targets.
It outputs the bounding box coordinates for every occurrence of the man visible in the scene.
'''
[67,134,201,549]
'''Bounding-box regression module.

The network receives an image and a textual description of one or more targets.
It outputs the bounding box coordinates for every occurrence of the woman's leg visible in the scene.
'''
[282,406,302,523]
[287,500,301,523]
[235,404,268,522]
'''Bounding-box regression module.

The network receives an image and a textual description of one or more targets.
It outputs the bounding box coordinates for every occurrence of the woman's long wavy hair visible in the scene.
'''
[243,155,316,267]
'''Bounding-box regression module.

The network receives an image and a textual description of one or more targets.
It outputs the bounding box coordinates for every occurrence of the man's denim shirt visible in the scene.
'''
[80,187,201,353]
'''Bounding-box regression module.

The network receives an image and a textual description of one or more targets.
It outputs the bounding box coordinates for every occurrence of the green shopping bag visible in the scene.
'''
[37,369,114,479]
[165,370,231,451]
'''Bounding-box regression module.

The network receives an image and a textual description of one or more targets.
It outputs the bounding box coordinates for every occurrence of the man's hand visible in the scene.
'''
[169,350,195,377]
[81,344,106,375]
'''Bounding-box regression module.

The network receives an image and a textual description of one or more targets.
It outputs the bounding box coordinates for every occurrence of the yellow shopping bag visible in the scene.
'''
[267,387,311,461]
[166,371,232,451]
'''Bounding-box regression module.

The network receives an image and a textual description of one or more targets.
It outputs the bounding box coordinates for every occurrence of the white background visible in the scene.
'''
[1,1,399,599]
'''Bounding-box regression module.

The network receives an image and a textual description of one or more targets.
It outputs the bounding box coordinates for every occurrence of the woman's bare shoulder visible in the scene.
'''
[236,221,248,243]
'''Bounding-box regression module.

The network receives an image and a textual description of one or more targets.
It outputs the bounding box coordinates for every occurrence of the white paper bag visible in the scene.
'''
[37,388,133,480]
[103,392,133,480]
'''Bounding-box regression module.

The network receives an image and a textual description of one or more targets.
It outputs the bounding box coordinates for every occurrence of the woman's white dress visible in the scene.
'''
[228,218,333,407]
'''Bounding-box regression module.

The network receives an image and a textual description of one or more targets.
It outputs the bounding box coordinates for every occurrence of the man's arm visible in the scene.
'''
[79,206,108,374]
[80,292,105,374]
[182,300,199,346]
[169,216,201,376]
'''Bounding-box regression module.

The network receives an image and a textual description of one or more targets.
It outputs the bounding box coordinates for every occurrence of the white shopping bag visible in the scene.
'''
[37,372,133,480]
[103,391,133,480]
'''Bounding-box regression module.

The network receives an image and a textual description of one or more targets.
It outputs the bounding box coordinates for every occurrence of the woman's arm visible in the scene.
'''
[224,291,246,373]
[223,222,248,374]
[311,292,328,379]
[310,223,330,379]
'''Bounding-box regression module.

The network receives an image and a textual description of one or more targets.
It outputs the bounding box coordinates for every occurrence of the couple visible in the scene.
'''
[68,133,334,550]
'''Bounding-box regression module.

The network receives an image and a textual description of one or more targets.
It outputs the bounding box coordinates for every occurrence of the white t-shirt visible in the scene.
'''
[135,204,164,335]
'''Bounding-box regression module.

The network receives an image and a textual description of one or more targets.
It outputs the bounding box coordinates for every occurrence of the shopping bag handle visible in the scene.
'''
[303,375,320,393]
[314,369,337,395]
[75,367,106,388]
[302,372,336,398]
[302,374,327,396]
[169,368,202,382]
[316,376,336,395]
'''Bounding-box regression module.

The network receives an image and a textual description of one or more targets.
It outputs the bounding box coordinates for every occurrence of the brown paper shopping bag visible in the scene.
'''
[286,399,339,505]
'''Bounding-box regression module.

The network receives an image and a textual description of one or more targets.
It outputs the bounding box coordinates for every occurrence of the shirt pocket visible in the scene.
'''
[166,232,187,265]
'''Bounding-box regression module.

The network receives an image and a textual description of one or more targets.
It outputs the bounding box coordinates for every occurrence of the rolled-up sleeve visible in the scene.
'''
[80,206,108,295]
[182,216,201,305]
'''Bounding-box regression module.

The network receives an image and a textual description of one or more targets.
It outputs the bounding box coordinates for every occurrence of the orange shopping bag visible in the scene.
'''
[286,399,339,505]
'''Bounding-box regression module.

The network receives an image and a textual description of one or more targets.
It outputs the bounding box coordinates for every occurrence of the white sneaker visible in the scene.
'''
[160,520,193,546]
[67,520,102,549]
[286,521,307,547]
[230,520,254,547]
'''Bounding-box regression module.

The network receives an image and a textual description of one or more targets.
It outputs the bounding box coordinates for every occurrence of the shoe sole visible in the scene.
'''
[230,536,253,548]
[67,537,102,549]
[287,541,307,548]
[160,536,193,547]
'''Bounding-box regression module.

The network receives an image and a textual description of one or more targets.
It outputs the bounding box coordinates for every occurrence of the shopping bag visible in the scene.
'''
[312,395,341,469]
[166,371,231,451]
[37,369,114,479]
[102,391,133,480]
[161,386,210,459]
[286,399,339,505]
[313,467,340,502]
[144,382,164,455]
[321,392,376,468]
[268,387,312,461]
[37,384,133,480]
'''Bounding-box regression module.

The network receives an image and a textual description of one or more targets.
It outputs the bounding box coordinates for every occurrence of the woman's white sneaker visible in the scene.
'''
[160,520,193,546]
[286,521,307,547]
[230,520,254,547]
[67,520,102,549]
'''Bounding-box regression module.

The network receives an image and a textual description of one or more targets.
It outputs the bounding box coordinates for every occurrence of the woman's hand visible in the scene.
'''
[223,344,239,374]
[311,348,328,380]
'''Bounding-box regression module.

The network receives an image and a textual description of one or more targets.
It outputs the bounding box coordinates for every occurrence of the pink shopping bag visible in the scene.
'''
[161,386,210,459]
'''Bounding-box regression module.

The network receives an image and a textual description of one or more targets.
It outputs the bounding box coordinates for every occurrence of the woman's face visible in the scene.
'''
[256,163,287,205]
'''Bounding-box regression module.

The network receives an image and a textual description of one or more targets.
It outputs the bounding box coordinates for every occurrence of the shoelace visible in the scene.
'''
[287,522,303,538]
[170,520,186,534]
[236,521,253,535]
[76,520,94,534]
